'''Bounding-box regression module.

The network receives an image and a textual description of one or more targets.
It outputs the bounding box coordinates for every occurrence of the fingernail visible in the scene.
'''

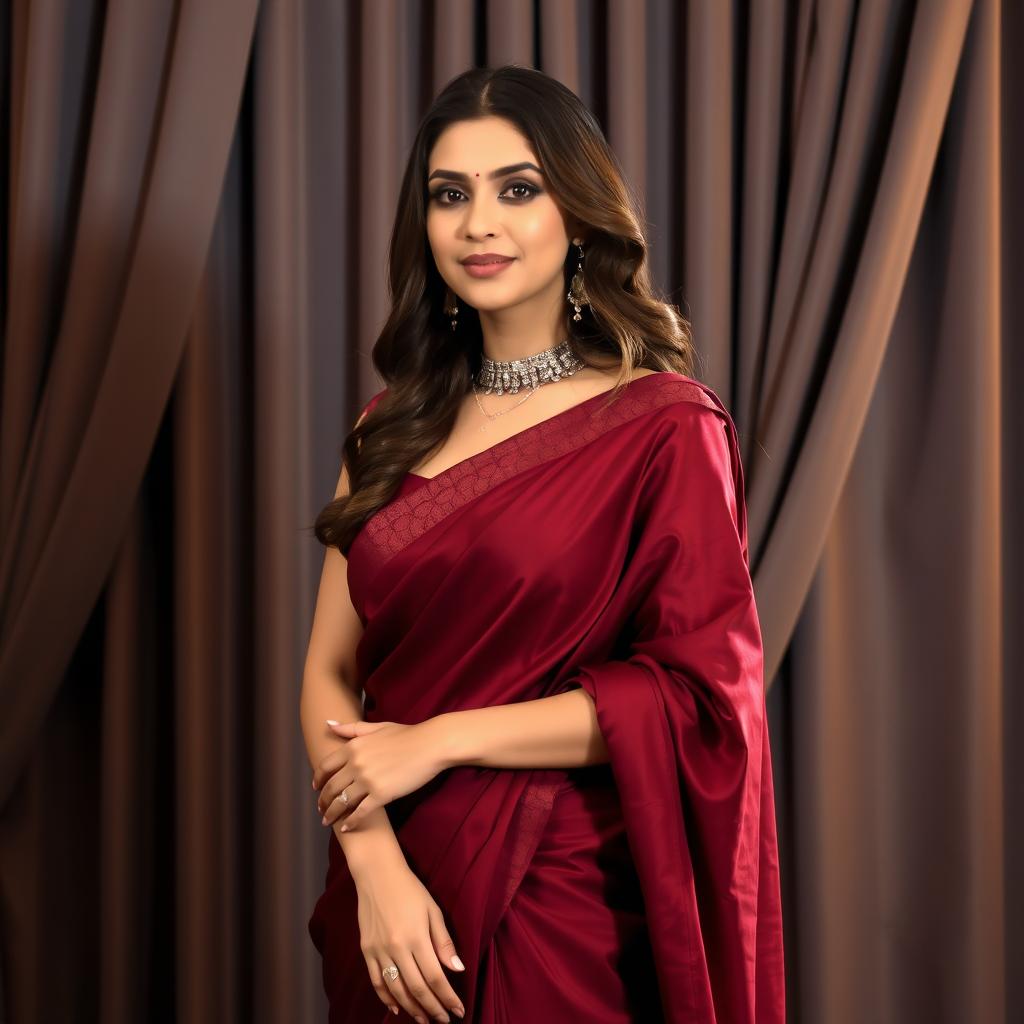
[451,1007,465,1019]
[414,1017,426,1023]
[435,1014,450,1023]
[311,778,317,789]
[450,955,465,971]
[340,824,349,832]
[389,1008,399,1016]
[326,719,340,726]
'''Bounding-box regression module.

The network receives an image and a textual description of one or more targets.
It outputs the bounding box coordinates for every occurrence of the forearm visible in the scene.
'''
[438,686,609,770]
[299,670,406,876]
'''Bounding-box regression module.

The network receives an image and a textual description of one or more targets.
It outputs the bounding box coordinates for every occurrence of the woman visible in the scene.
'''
[300,65,785,1023]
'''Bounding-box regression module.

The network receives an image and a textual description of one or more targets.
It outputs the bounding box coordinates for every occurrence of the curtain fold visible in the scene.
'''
[0,1,258,1020]
[0,0,259,805]
[788,0,1005,1017]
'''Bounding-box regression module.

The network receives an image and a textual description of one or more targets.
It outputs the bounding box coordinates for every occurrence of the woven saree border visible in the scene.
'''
[363,374,722,561]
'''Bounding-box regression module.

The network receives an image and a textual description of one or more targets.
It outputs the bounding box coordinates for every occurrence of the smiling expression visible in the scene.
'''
[425,116,577,314]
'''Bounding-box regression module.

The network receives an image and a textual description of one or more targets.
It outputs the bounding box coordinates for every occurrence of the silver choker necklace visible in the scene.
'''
[473,338,588,396]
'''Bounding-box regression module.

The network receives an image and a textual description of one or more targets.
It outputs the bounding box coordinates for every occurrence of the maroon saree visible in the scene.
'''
[308,371,786,1023]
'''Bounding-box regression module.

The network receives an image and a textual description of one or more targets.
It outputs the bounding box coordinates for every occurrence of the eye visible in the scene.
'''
[506,181,540,200]
[429,186,464,205]
[428,180,542,206]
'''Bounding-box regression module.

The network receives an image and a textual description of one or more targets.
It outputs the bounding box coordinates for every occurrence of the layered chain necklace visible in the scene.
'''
[471,338,588,427]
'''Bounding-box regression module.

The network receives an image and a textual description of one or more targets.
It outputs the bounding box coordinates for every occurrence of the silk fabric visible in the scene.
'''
[308,372,785,1022]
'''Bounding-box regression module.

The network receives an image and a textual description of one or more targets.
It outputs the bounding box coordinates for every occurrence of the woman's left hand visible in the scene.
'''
[313,718,451,831]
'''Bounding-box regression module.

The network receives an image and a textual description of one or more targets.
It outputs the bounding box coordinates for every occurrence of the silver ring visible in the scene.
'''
[382,964,399,982]
[340,788,349,804]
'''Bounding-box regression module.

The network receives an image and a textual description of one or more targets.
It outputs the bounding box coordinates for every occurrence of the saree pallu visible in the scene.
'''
[308,372,786,1023]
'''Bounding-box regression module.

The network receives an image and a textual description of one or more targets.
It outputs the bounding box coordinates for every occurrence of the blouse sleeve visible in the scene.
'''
[559,400,786,1024]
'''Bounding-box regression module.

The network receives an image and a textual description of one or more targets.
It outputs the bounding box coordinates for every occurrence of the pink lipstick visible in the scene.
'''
[460,253,516,279]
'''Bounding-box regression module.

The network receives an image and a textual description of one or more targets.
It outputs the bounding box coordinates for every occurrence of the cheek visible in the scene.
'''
[515,221,569,280]
[425,214,443,251]
[515,206,570,266]
[425,219,456,277]
[517,204,564,244]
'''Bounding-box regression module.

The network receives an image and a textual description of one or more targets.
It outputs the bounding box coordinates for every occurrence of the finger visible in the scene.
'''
[394,948,451,1022]
[427,903,466,973]
[413,937,465,1020]
[328,720,363,737]
[382,952,432,1023]
[340,793,377,831]
[316,768,353,816]
[324,781,366,827]
[312,748,348,791]
[325,776,366,824]
[364,955,400,1017]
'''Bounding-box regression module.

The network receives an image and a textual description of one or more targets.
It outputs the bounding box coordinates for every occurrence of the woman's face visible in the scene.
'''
[425,116,576,315]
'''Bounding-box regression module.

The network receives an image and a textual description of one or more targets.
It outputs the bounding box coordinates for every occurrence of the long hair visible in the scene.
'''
[315,64,696,557]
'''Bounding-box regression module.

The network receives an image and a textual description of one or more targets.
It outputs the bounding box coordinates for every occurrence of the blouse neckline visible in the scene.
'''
[406,371,677,485]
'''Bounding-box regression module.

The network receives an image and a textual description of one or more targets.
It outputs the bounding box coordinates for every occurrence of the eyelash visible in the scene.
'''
[428,181,541,206]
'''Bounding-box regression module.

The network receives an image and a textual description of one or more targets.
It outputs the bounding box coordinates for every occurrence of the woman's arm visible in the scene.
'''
[299,428,407,877]
[434,687,610,770]
[300,669,407,874]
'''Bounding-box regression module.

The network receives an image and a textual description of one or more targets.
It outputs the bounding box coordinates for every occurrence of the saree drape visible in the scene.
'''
[308,371,785,1023]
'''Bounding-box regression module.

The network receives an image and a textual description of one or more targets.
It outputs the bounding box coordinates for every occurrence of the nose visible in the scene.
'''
[459,190,503,240]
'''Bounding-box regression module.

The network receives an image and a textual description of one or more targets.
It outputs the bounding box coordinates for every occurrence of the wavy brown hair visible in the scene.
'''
[315,64,697,557]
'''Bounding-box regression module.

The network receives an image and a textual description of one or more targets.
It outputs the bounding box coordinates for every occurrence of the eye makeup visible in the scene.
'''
[428,180,542,206]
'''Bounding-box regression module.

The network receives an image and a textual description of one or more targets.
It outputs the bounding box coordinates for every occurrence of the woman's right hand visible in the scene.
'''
[350,856,467,1022]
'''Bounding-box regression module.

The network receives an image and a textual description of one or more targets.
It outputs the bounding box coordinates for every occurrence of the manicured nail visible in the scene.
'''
[451,1006,465,1019]
[389,1008,399,1016]
[414,1017,426,1023]
[326,719,340,726]
[340,824,349,832]
[450,955,465,971]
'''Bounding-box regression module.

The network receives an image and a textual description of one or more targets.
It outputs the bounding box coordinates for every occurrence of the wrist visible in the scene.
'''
[431,711,474,769]
[340,825,406,879]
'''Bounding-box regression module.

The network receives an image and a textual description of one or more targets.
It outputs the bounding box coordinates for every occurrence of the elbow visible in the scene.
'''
[299,666,362,720]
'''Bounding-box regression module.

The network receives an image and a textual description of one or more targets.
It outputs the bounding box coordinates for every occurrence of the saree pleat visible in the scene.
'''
[308,372,785,1023]
[483,768,664,1021]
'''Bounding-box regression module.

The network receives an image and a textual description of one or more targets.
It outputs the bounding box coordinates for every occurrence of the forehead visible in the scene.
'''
[428,117,536,171]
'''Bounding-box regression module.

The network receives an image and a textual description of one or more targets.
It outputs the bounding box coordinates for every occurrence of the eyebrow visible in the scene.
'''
[426,161,544,184]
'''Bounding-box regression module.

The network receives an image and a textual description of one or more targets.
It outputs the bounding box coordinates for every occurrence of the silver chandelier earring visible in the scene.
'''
[443,288,459,331]
[567,240,590,321]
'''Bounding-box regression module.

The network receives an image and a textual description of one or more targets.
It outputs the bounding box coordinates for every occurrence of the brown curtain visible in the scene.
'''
[0,1,1015,1021]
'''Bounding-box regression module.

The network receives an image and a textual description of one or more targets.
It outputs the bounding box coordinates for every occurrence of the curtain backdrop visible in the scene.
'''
[0,1,1016,1022]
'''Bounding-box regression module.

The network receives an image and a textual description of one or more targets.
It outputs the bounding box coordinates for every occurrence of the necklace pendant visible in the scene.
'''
[471,338,587,421]
[474,338,586,395]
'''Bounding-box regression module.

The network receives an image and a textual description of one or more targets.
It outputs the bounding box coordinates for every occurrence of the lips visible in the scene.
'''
[460,254,515,265]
